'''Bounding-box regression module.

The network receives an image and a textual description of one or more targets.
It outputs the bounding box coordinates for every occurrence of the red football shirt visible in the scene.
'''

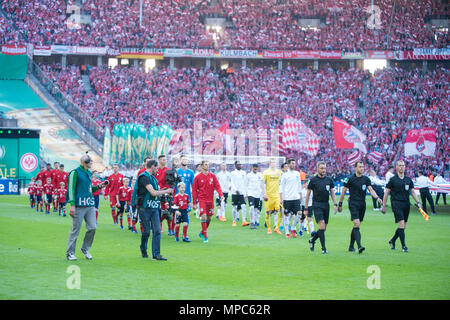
[155,166,170,189]
[104,172,124,196]
[43,183,53,195]
[174,193,189,210]
[35,185,43,196]
[192,172,223,205]
[51,169,59,186]
[28,185,36,195]
[56,170,69,188]
[118,186,132,202]
[35,172,45,184]
[56,188,67,203]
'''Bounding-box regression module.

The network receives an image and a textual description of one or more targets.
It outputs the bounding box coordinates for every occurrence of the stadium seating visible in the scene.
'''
[1,0,448,50]
[37,62,449,177]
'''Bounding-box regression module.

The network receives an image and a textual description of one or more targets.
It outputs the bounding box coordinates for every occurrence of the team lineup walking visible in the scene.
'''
[27,153,440,261]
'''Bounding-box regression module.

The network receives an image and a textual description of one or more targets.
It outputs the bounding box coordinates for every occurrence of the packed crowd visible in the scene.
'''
[1,0,447,50]
[38,61,449,177]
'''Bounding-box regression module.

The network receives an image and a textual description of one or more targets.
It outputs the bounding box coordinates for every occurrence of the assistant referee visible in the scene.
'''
[381,160,422,253]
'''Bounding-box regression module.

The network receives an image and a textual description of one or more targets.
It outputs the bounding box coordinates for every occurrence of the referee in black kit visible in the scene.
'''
[304,161,338,254]
[381,160,422,252]
[338,161,382,253]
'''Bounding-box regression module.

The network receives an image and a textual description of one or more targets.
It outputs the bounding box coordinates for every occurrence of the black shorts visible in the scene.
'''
[391,200,410,223]
[301,205,313,218]
[176,209,189,224]
[118,201,130,214]
[36,195,42,202]
[45,194,52,203]
[216,192,229,206]
[248,196,262,211]
[283,199,301,215]
[313,202,330,224]
[232,194,245,210]
[59,202,66,208]
[348,200,366,222]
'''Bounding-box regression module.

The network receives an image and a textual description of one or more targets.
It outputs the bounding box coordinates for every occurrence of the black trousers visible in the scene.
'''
[436,193,447,205]
[371,185,384,208]
[420,187,435,214]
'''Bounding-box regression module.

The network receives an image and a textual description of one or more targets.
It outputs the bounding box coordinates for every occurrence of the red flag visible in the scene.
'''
[333,117,367,153]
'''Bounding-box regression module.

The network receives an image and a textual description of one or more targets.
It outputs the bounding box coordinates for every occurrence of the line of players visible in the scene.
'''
[28,162,69,216]
[27,156,423,254]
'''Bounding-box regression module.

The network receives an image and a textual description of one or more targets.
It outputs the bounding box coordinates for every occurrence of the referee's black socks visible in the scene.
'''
[397,228,406,247]
[318,229,326,250]
[353,227,362,249]
[391,228,400,244]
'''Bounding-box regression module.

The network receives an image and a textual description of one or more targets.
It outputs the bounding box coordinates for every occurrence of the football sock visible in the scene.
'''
[391,228,400,244]
[232,206,237,222]
[349,229,355,248]
[398,228,406,247]
[353,227,362,248]
[201,220,208,238]
[309,221,315,233]
[127,215,131,227]
[284,214,291,234]
[183,225,188,238]
[175,225,180,238]
[276,210,282,229]
[318,229,326,250]
[242,206,247,222]
[111,208,116,223]
[311,229,320,243]
[265,212,271,229]
[119,216,123,227]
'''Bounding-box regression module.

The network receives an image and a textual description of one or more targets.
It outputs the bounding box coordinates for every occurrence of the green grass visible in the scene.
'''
[0,195,449,300]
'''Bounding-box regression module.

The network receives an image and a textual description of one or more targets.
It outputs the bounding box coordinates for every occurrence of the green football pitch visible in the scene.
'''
[0,195,449,300]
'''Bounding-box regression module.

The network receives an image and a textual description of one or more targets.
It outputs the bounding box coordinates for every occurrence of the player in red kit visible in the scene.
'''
[155,155,173,235]
[35,180,44,212]
[104,163,124,225]
[55,164,69,188]
[56,182,67,217]
[43,177,54,214]
[192,160,224,243]
[117,178,133,230]
[35,166,46,185]
[173,182,191,242]
[50,162,60,212]
[92,174,102,222]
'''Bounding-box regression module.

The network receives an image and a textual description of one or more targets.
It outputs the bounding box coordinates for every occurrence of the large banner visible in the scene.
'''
[333,117,367,153]
[281,115,320,156]
[404,128,436,157]
[0,54,28,80]
[0,135,39,180]
[1,44,27,55]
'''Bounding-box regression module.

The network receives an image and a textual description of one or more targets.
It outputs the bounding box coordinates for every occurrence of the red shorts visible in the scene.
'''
[199,201,215,216]
[109,195,118,207]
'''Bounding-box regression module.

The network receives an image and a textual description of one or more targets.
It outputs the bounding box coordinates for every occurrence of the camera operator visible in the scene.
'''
[131,159,173,260]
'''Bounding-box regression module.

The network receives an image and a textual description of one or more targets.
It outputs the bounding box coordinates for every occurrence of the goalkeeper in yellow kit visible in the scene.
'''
[261,159,283,235]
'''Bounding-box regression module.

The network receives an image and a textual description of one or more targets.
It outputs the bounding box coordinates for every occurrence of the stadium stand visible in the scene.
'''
[1,0,448,50]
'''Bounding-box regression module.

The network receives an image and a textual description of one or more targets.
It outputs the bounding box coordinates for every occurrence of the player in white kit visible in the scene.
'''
[215,163,231,221]
[246,164,263,229]
[230,161,249,227]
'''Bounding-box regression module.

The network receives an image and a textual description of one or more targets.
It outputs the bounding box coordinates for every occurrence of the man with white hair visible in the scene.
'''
[66,154,108,261]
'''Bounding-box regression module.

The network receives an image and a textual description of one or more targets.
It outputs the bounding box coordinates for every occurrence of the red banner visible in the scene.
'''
[365,50,395,59]
[319,50,342,59]
[1,44,27,55]
[34,45,52,56]
[396,50,450,60]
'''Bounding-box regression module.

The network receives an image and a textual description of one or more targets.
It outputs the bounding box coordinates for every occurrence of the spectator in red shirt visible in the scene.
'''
[192,160,224,243]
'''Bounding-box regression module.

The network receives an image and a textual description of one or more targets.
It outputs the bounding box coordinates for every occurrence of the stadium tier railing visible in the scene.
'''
[29,60,105,146]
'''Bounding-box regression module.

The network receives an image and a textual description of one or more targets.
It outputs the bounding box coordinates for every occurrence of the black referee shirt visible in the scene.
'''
[343,174,372,202]
[308,175,334,203]
[385,174,415,202]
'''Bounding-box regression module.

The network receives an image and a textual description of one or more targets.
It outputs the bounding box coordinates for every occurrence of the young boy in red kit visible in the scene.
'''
[173,182,191,242]
[43,177,54,214]
[117,178,133,230]
[35,180,44,212]
[56,182,67,217]
[28,179,36,208]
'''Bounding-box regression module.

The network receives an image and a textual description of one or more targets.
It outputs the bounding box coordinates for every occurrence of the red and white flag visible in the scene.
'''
[281,116,320,156]
[367,151,383,163]
[404,128,436,157]
[348,150,363,166]
[333,117,367,154]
